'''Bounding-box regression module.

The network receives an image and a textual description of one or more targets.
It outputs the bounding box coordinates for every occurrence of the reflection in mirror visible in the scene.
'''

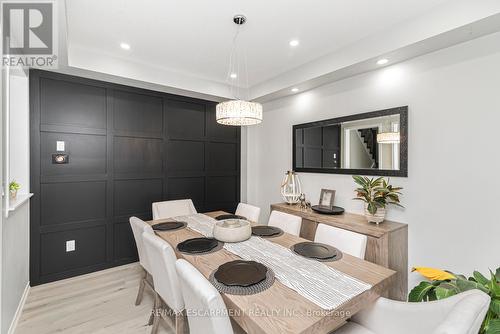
[293,106,407,177]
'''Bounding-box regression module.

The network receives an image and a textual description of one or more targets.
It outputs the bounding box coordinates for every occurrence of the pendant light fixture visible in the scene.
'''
[216,15,263,126]
[377,121,400,144]
[377,131,400,144]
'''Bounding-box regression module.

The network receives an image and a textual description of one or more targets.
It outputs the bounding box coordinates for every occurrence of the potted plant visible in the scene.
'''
[9,181,20,200]
[352,176,403,224]
[410,266,500,333]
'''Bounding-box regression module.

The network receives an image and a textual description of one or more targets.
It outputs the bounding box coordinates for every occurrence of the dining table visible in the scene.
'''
[147,211,396,334]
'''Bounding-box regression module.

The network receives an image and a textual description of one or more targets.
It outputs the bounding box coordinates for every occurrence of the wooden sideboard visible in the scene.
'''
[271,203,408,301]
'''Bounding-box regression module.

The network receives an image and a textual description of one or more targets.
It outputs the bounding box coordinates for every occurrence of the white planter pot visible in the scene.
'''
[9,190,17,200]
[364,204,386,224]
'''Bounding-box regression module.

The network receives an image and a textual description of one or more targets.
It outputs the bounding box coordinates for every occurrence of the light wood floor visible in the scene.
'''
[16,263,174,334]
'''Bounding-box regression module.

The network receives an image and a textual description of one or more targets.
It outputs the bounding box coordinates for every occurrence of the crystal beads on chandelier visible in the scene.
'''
[216,100,263,126]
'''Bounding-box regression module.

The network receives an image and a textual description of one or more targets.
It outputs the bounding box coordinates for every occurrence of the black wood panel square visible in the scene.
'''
[114,179,163,216]
[113,90,163,134]
[113,137,163,174]
[41,132,106,176]
[207,142,237,171]
[166,141,204,172]
[114,222,138,261]
[167,177,204,209]
[40,181,106,226]
[166,99,205,139]
[206,176,237,203]
[40,226,106,276]
[40,78,106,129]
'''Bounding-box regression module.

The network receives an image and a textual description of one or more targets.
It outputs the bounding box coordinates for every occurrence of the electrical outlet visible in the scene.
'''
[56,141,65,151]
[66,240,75,252]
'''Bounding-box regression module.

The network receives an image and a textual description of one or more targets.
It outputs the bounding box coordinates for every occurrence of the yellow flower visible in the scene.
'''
[411,267,456,281]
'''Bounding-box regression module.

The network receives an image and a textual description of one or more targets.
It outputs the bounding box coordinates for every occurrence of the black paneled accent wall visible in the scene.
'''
[30,70,240,285]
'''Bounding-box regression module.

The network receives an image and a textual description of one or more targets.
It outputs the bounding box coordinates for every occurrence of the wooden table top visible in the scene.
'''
[147,211,396,334]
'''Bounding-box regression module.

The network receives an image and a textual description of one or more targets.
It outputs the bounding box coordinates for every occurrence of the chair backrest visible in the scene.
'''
[129,217,154,273]
[142,232,184,313]
[353,290,490,334]
[175,259,234,334]
[152,199,197,220]
[314,223,367,259]
[268,210,302,236]
[235,202,261,223]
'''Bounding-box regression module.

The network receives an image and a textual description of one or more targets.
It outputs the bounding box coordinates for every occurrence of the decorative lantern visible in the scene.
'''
[280,171,302,204]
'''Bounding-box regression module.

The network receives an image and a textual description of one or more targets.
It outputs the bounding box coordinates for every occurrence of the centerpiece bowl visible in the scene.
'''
[213,219,252,243]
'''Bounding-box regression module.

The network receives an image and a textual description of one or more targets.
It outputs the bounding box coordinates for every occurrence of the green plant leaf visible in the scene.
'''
[489,271,500,297]
[435,286,457,300]
[408,281,435,302]
[496,267,500,282]
[352,175,365,186]
[485,319,500,334]
[457,278,490,294]
[490,299,500,316]
[474,271,490,286]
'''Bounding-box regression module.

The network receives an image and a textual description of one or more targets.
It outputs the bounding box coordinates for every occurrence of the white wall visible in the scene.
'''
[245,31,500,289]
[1,204,29,334]
[1,69,30,334]
[9,71,29,192]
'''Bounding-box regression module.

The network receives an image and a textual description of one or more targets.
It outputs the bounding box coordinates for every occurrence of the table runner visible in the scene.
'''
[174,213,372,310]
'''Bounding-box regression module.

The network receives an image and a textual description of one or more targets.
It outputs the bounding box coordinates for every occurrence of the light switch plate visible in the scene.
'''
[66,240,75,252]
[56,141,65,151]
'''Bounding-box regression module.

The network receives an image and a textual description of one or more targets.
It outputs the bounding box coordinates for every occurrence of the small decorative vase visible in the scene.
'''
[9,190,17,200]
[364,204,386,224]
[280,171,302,204]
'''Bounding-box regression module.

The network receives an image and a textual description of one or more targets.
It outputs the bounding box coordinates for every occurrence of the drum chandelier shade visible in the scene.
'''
[216,100,263,126]
[377,131,400,144]
[216,14,263,126]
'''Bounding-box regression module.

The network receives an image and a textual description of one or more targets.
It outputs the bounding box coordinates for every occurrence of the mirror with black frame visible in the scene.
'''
[293,106,408,177]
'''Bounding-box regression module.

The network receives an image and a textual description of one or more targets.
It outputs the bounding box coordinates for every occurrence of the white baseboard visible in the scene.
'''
[7,282,30,334]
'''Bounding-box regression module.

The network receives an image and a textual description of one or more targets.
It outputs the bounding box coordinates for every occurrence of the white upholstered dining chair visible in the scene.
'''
[152,199,197,220]
[129,217,155,306]
[142,233,185,334]
[268,210,302,236]
[175,259,243,334]
[235,202,261,223]
[314,224,367,259]
[334,290,490,334]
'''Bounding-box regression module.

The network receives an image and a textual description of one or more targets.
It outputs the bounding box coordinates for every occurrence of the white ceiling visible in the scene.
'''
[63,0,500,101]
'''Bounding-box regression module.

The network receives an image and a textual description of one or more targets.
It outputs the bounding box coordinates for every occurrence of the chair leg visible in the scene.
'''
[151,293,161,334]
[148,309,154,326]
[135,268,147,306]
[175,312,186,334]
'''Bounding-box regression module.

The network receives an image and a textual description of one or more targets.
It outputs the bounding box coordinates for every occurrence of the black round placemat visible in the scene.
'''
[311,205,345,215]
[252,225,284,238]
[214,260,268,287]
[209,267,275,295]
[215,214,247,221]
[152,221,187,231]
[291,242,343,262]
[177,238,223,255]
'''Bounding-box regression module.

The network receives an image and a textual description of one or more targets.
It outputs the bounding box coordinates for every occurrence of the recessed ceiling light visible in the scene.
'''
[377,58,389,65]
[230,73,237,79]
[291,88,299,93]
[289,39,299,47]
[120,42,131,50]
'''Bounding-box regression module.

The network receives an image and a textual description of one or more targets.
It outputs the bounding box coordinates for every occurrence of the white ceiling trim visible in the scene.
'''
[58,0,500,103]
[251,0,500,100]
